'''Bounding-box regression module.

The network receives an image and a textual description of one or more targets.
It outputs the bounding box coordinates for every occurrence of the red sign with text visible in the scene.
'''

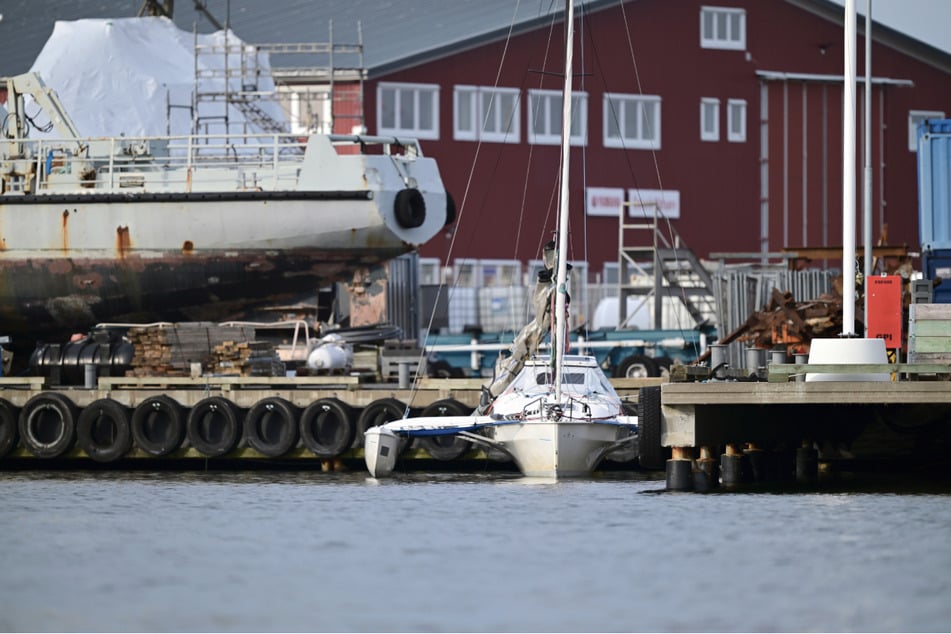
[867,276,903,349]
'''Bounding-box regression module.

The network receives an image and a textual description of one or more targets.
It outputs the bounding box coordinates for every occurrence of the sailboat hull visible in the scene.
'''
[491,421,625,477]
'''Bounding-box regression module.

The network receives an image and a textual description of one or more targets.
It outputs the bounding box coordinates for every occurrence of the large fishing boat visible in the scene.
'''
[0,72,453,355]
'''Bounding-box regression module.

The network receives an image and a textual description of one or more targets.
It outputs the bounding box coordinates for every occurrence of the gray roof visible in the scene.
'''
[2,0,949,78]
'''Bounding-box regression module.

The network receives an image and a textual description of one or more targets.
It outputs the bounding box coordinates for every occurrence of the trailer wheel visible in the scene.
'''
[0,399,20,458]
[245,397,299,458]
[637,386,668,470]
[18,393,78,458]
[131,396,185,456]
[187,397,241,457]
[77,399,133,463]
[655,356,674,379]
[615,354,660,378]
[418,399,472,461]
[300,398,355,459]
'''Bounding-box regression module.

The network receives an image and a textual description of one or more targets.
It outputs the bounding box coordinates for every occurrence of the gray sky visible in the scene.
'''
[828,0,951,53]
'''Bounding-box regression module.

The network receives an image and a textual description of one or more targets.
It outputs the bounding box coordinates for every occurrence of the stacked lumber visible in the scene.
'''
[209,340,286,377]
[125,323,256,377]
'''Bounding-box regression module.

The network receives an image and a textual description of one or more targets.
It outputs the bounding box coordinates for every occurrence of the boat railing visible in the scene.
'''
[3,132,425,195]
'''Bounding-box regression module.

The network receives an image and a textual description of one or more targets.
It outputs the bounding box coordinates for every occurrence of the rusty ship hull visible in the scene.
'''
[1,74,451,358]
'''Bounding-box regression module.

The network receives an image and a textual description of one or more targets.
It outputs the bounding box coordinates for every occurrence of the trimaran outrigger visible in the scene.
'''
[364,0,639,478]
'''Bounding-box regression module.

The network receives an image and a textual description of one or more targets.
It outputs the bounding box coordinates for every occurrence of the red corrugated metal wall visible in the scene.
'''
[366,0,951,275]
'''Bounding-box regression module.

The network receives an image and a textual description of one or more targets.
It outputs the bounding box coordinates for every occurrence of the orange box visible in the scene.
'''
[867,275,903,349]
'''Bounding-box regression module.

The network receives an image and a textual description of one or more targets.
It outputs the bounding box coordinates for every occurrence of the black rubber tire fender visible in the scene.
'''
[444,191,457,226]
[245,397,300,458]
[77,399,133,463]
[637,386,667,470]
[394,188,426,228]
[614,354,660,378]
[299,398,355,459]
[18,393,78,458]
[418,399,473,461]
[187,396,242,457]
[0,398,20,458]
[355,397,407,449]
[131,395,185,456]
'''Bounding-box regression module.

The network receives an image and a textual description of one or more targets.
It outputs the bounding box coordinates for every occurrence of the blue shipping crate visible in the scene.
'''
[918,119,951,251]
[922,249,951,304]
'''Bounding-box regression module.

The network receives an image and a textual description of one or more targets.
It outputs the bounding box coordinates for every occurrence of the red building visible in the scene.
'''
[364,0,951,278]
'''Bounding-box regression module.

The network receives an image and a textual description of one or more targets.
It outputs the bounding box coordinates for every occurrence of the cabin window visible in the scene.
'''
[727,99,747,142]
[909,110,945,151]
[700,6,746,50]
[603,93,661,150]
[377,82,439,140]
[700,98,720,141]
[527,89,588,146]
[453,86,521,143]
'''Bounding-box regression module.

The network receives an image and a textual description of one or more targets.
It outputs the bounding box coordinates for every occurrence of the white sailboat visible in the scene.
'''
[364,0,638,478]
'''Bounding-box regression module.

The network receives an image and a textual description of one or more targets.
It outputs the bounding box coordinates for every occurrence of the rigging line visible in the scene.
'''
[407,0,526,402]
[578,0,590,337]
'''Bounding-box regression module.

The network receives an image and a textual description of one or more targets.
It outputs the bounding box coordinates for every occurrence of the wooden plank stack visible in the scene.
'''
[908,304,951,364]
[125,323,284,377]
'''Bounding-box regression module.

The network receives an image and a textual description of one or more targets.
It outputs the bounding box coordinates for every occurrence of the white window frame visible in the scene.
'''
[909,110,945,151]
[727,99,747,142]
[377,82,439,140]
[527,89,588,146]
[700,6,746,50]
[700,98,720,141]
[453,86,521,143]
[603,93,661,150]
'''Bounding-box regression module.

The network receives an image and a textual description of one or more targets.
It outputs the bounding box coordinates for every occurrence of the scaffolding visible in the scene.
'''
[189,20,366,139]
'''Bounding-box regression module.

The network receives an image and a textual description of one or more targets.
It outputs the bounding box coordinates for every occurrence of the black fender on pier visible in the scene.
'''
[418,399,473,462]
[245,397,300,458]
[77,399,133,463]
[187,396,242,458]
[131,395,185,457]
[0,399,21,458]
[355,398,408,450]
[299,398,355,459]
[18,393,78,458]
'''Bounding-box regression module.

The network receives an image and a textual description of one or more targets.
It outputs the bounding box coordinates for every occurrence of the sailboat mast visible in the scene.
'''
[553,0,574,401]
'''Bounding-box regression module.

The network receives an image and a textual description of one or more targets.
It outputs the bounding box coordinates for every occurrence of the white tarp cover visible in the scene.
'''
[27,17,287,138]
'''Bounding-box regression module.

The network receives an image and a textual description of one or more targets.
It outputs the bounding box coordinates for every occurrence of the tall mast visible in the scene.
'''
[553,0,574,401]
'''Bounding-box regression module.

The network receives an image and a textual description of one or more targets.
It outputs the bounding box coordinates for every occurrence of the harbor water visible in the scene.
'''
[1,470,950,632]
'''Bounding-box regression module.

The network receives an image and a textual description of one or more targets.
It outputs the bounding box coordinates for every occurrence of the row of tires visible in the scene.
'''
[0,393,475,463]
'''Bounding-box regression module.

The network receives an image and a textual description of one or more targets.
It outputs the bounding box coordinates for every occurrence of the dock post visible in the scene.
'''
[744,442,766,482]
[796,441,819,484]
[721,443,744,487]
[398,361,410,389]
[693,445,719,492]
[666,446,694,491]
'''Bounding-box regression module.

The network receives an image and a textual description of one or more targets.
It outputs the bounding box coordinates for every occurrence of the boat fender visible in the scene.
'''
[394,188,426,228]
[355,398,408,449]
[418,399,473,462]
[186,396,242,458]
[131,395,185,456]
[299,397,355,459]
[0,399,21,458]
[77,398,133,463]
[637,386,668,470]
[245,397,300,458]
[444,192,457,226]
[18,393,78,458]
